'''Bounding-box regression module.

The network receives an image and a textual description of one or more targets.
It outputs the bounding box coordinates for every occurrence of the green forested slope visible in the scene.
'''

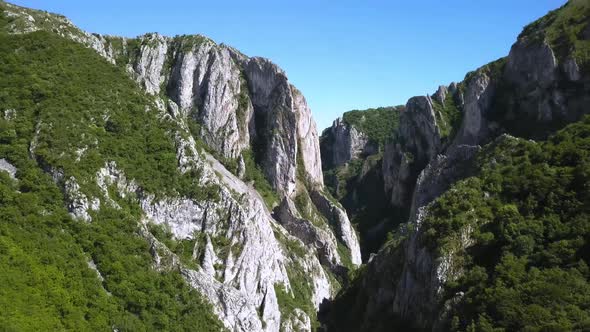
[424,117,590,331]
[0,15,223,331]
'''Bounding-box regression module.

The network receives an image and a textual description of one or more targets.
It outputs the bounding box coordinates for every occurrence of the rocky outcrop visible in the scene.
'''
[281,308,312,332]
[383,95,443,208]
[164,37,252,160]
[0,158,17,179]
[310,191,362,266]
[500,32,590,131]
[452,71,495,146]
[293,87,324,187]
[132,34,168,95]
[243,57,299,197]
[274,197,342,268]
[409,144,481,218]
[59,177,100,222]
[91,124,332,332]
[320,118,377,169]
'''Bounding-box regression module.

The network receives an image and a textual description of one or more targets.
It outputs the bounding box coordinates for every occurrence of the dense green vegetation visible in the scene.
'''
[0,25,217,199]
[342,106,402,147]
[0,18,223,330]
[0,170,117,331]
[0,144,223,331]
[421,117,590,331]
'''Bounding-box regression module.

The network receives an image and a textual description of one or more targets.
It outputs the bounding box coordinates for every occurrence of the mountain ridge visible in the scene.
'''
[1,0,589,331]
[0,1,361,331]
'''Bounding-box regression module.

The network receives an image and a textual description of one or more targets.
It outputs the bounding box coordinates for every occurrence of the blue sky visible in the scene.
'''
[11,0,566,130]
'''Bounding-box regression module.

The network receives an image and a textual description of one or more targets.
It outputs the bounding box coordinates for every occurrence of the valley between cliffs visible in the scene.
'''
[1,1,590,332]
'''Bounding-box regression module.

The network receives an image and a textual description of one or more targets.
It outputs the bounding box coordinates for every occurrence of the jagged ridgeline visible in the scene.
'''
[322,0,590,331]
[0,1,363,331]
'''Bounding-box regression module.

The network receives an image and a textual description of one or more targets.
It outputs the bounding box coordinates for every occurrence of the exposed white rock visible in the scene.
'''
[133,34,168,95]
[281,308,312,332]
[164,40,252,159]
[432,85,448,104]
[0,158,17,179]
[274,197,342,268]
[64,177,92,222]
[292,86,324,187]
[505,39,557,89]
[501,38,590,124]
[409,144,481,218]
[310,191,362,266]
[244,57,298,197]
[3,109,16,120]
[383,95,442,207]
[452,71,494,146]
[202,234,221,277]
[87,259,105,283]
[322,117,373,168]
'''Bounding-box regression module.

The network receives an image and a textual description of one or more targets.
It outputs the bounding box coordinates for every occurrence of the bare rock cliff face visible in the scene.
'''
[320,117,375,169]
[383,95,443,208]
[502,36,590,131]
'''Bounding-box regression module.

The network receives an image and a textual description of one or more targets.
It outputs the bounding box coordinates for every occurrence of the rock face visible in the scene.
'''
[452,71,494,146]
[320,117,376,169]
[0,158,17,179]
[383,95,443,208]
[502,36,590,129]
[274,197,342,268]
[281,308,312,332]
[243,57,299,197]
[124,38,326,197]
[293,87,324,187]
[310,190,362,266]
[132,33,168,95]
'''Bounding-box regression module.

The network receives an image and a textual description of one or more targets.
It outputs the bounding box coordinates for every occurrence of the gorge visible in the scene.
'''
[0,1,589,331]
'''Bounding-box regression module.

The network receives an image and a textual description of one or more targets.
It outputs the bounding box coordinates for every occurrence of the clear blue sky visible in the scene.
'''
[11,0,566,130]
